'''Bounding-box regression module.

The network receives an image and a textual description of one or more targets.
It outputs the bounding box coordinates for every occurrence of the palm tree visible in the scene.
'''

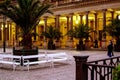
[67,24,93,50]
[106,16,120,51]
[0,0,52,49]
[41,26,62,49]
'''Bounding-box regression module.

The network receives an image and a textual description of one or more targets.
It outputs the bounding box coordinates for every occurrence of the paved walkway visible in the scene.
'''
[0,48,120,80]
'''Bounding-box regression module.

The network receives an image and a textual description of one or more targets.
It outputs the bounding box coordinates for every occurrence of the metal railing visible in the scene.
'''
[74,56,120,80]
[86,56,120,80]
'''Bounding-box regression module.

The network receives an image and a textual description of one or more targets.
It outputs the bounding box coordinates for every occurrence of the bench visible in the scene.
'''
[22,54,52,71]
[0,52,70,71]
[0,54,21,71]
[22,52,70,71]
[47,52,69,67]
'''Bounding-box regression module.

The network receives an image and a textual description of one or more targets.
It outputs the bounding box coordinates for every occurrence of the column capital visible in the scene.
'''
[85,11,90,14]
[55,15,60,17]
[74,55,89,80]
[102,9,107,12]
[44,16,48,18]
[79,14,84,16]
[43,16,48,20]
[110,11,114,13]
[66,15,69,18]
[69,13,74,16]
[54,15,60,19]
[74,55,89,62]
[94,13,98,15]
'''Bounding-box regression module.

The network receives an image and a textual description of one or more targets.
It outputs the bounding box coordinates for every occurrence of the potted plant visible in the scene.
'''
[41,26,62,50]
[0,0,52,62]
[67,24,93,50]
[113,64,120,80]
[106,16,120,51]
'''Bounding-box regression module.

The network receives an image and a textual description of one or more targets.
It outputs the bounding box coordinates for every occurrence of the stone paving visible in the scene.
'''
[0,48,120,80]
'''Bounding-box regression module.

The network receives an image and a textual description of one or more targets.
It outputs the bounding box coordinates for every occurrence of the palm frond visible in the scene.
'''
[0,0,52,35]
[41,26,62,40]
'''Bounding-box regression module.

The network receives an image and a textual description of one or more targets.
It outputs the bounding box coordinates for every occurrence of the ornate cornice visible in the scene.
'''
[50,0,120,13]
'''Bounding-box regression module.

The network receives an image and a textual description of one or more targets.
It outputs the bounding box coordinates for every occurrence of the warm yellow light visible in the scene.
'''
[118,15,120,20]
[60,17,67,20]
[1,27,3,30]
[39,21,44,24]
[1,24,3,28]
[5,24,7,28]
[1,23,7,28]
[76,20,79,24]
[116,11,120,14]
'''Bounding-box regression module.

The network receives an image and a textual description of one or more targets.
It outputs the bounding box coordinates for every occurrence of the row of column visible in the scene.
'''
[43,9,115,33]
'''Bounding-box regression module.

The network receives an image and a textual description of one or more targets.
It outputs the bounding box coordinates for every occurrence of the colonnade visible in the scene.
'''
[39,9,117,49]
[0,9,118,49]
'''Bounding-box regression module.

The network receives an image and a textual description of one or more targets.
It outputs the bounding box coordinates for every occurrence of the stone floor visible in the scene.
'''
[0,48,120,80]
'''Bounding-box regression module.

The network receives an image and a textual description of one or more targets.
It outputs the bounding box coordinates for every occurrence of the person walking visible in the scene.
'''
[107,40,114,57]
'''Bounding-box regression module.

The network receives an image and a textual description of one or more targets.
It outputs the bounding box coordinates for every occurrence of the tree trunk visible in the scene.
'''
[77,39,85,50]
[48,39,55,50]
[22,34,32,49]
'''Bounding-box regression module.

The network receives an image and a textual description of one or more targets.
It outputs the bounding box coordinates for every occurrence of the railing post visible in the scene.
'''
[74,55,89,80]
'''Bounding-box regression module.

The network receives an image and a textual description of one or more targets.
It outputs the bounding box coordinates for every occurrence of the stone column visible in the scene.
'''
[74,55,89,80]
[80,15,83,24]
[68,13,74,48]
[44,16,48,32]
[94,13,98,39]
[69,13,73,30]
[85,11,89,26]
[55,15,60,29]
[66,16,69,31]
[103,9,107,29]
[43,16,48,49]
[110,11,114,21]
[102,9,107,49]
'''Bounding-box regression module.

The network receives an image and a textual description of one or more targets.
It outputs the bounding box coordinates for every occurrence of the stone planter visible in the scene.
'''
[13,47,38,65]
[76,44,85,50]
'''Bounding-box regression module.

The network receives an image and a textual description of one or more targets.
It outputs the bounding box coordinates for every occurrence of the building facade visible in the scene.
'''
[0,0,120,49]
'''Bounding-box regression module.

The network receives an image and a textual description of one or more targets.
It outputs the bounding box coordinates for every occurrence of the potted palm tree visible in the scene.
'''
[0,0,52,62]
[41,26,62,50]
[67,24,93,50]
[106,16,120,51]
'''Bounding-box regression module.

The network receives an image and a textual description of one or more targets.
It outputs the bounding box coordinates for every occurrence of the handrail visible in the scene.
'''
[86,63,114,80]
[74,55,120,80]
[86,63,115,68]
[86,56,120,80]
[88,56,120,63]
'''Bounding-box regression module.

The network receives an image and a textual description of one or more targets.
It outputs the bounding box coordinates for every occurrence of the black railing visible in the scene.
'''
[86,63,114,80]
[86,56,120,80]
[74,56,120,80]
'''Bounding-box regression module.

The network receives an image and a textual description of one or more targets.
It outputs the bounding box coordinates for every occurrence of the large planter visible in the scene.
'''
[48,44,56,50]
[76,44,85,50]
[13,47,38,65]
